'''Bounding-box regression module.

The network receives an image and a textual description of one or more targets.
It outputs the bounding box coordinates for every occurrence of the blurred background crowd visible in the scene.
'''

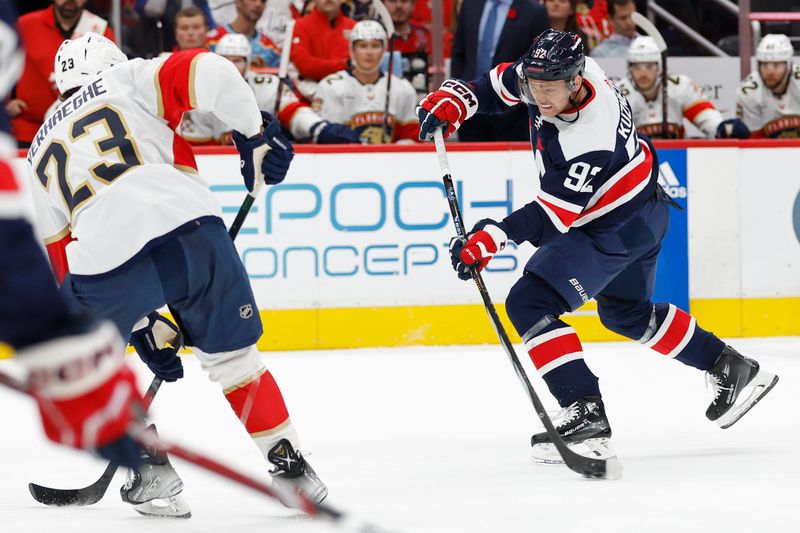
[6,0,800,147]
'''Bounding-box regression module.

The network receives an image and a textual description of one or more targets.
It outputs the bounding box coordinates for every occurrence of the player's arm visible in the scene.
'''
[677,77,735,139]
[155,50,293,190]
[416,62,521,141]
[393,80,421,143]
[278,83,359,144]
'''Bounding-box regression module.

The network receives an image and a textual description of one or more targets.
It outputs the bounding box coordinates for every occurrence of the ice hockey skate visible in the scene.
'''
[267,439,328,505]
[705,346,779,429]
[530,396,616,464]
[120,431,191,519]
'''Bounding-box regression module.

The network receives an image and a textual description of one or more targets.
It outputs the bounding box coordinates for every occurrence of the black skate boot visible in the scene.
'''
[705,345,778,429]
[120,427,191,519]
[268,439,328,505]
[530,396,614,464]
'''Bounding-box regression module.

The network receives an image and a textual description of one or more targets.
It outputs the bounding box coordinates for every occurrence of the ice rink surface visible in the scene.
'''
[1,337,798,533]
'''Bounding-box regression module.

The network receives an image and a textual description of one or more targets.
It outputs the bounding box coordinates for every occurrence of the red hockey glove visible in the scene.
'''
[449,219,509,280]
[416,79,479,141]
[17,318,144,468]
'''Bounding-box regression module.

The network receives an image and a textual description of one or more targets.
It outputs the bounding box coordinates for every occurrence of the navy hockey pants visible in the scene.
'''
[59,218,262,353]
[505,193,724,407]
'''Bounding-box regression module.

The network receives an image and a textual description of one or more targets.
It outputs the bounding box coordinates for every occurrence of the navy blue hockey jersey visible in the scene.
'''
[468,57,657,246]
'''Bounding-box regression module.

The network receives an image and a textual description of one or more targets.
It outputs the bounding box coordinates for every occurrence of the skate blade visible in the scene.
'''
[531,438,616,465]
[132,494,192,519]
[717,370,779,429]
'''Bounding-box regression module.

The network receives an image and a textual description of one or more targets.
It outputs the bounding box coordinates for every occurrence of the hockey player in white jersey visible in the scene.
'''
[26,33,328,517]
[737,33,800,138]
[616,36,749,139]
[179,33,359,145]
[418,30,778,463]
[313,20,420,144]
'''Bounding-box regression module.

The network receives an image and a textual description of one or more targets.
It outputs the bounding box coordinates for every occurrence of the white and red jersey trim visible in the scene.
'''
[534,191,583,233]
[572,141,653,228]
[489,63,520,107]
[642,304,697,358]
[525,326,585,375]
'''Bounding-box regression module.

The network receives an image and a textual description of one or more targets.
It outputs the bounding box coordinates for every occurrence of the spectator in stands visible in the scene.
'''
[291,0,356,82]
[136,1,214,54]
[736,33,800,138]
[451,0,549,141]
[8,0,114,147]
[616,36,748,139]
[385,0,431,54]
[174,5,210,51]
[543,0,589,53]
[313,20,419,143]
[208,0,299,45]
[207,0,281,68]
[575,0,611,48]
[590,0,637,58]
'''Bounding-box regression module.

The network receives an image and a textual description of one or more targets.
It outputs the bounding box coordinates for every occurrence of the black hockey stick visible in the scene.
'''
[29,182,263,505]
[432,130,622,480]
[28,377,163,506]
[2,372,394,532]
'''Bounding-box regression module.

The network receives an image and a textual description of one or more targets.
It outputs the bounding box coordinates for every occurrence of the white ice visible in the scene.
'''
[1,337,798,533]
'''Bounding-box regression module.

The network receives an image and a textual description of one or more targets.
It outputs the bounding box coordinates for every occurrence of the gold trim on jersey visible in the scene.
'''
[222,367,267,395]
[154,61,165,118]
[250,419,292,439]
[188,53,203,109]
[174,164,199,174]
[43,225,71,245]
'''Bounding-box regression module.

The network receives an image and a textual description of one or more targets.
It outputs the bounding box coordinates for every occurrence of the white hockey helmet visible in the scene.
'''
[348,20,387,56]
[756,34,793,63]
[54,32,127,95]
[215,33,252,63]
[627,36,661,64]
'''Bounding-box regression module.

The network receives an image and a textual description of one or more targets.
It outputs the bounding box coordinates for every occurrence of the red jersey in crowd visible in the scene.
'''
[13,6,114,144]
[291,7,355,81]
[394,23,431,54]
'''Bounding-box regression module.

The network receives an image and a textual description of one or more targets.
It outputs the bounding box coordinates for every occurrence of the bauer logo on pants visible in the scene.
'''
[239,304,253,319]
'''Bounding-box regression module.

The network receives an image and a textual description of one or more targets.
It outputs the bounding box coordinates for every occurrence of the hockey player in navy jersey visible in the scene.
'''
[0,2,145,471]
[417,30,779,460]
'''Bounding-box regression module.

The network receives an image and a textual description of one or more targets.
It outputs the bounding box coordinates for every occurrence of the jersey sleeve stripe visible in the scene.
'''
[489,63,520,107]
[155,49,208,129]
[582,141,648,211]
[538,190,583,214]
[534,196,573,233]
[573,142,653,227]
[683,100,715,122]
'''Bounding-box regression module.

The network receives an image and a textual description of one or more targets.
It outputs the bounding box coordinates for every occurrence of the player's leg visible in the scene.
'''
[57,250,191,518]
[596,209,778,429]
[507,229,633,460]
[160,220,327,503]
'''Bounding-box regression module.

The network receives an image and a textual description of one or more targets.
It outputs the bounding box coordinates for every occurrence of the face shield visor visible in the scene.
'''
[517,63,573,112]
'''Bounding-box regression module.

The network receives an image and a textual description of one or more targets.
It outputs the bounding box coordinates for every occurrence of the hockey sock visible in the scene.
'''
[641,303,724,371]
[524,320,600,407]
[224,368,300,456]
[196,346,301,457]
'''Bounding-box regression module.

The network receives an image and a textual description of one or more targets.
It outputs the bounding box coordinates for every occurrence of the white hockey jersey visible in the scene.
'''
[736,64,800,138]
[178,70,320,144]
[26,50,263,275]
[616,74,722,139]
[313,70,419,143]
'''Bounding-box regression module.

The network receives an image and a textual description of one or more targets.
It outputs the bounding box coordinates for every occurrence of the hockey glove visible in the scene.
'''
[449,219,509,281]
[416,79,479,141]
[232,111,294,191]
[129,312,184,382]
[310,120,361,144]
[716,118,750,139]
[17,317,144,469]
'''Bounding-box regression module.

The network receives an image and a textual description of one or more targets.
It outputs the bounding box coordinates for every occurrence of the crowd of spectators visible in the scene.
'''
[6,0,799,147]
